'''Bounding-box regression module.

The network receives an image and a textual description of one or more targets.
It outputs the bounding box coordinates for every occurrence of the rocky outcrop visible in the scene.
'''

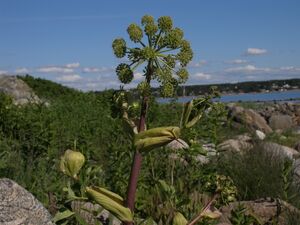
[258,102,300,128]
[227,105,272,133]
[219,198,300,225]
[0,75,40,105]
[0,178,53,225]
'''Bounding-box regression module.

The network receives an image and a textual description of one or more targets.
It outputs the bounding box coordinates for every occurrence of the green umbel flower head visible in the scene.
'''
[157,16,173,32]
[112,15,193,97]
[116,63,133,84]
[127,23,143,43]
[112,38,126,58]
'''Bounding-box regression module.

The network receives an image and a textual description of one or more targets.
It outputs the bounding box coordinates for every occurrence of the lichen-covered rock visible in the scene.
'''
[269,114,293,131]
[0,75,40,105]
[0,178,54,225]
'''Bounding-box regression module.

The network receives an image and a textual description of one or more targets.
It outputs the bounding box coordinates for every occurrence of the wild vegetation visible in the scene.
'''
[1,15,300,225]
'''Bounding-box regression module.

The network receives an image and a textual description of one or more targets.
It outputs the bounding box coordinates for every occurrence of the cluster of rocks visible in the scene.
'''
[227,102,300,134]
[0,75,41,105]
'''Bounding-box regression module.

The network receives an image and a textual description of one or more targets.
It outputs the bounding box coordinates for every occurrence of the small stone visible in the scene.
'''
[255,130,266,140]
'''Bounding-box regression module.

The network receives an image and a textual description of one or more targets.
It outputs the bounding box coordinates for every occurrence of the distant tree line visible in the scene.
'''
[175,78,300,96]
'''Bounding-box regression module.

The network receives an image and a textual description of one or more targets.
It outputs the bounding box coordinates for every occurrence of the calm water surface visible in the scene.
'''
[158,90,300,103]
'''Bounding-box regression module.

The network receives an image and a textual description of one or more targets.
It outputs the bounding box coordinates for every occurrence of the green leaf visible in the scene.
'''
[52,209,75,223]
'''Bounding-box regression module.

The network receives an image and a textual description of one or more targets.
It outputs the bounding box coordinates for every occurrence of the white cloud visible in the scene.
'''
[15,68,29,74]
[225,65,271,73]
[56,74,82,82]
[133,72,144,81]
[82,67,113,73]
[280,66,300,72]
[37,66,74,73]
[245,48,267,56]
[191,60,207,68]
[193,72,212,80]
[65,62,80,68]
[227,59,248,64]
[0,70,8,75]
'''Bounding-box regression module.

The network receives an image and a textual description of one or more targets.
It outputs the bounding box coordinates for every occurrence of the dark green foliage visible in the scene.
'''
[0,77,132,206]
[229,203,261,225]
[215,143,300,207]
[18,75,78,101]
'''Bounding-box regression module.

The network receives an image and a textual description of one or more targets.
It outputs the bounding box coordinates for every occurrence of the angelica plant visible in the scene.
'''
[112,15,193,215]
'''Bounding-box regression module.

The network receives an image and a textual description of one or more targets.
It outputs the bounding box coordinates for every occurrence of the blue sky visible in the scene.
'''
[0,0,300,90]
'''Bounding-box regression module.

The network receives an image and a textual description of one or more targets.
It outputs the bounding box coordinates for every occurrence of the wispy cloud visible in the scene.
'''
[225,65,271,73]
[190,60,208,68]
[37,66,74,73]
[15,68,30,74]
[280,66,300,72]
[226,59,248,64]
[65,62,80,68]
[0,70,8,75]
[56,74,82,82]
[193,72,212,80]
[37,62,80,74]
[82,67,113,73]
[245,48,267,56]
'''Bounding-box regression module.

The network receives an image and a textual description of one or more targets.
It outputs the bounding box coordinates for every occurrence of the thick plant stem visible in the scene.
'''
[124,97,148,225]
[125,63,152,225]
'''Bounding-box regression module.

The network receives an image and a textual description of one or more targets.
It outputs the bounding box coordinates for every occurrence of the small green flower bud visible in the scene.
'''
[141,15,154,25]
[161,82,174,97]
[176,68,189,83]
[137,81,151,96]
[173,212,187,225]
[177,40,193,66]
[128,101,140,117]
[60,150,85,179]
[145,23,158,37]
[116,63,133,84]
[127,23,143,43]
[128,48,143,61]
[158,16,173,32]
[164,55,176,68]
[165,28,184,48]
[141,46,157,59]
[112,38,126,58]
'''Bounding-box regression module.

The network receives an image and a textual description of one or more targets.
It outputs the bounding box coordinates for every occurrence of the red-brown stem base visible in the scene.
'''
[123,151,143,225]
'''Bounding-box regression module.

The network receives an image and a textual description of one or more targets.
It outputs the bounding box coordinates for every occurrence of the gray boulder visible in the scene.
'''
[261,142,300,161]
[228,105,272,133]
[269,114,293,131]
[0,178,53,225]
[0,75,40,105]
